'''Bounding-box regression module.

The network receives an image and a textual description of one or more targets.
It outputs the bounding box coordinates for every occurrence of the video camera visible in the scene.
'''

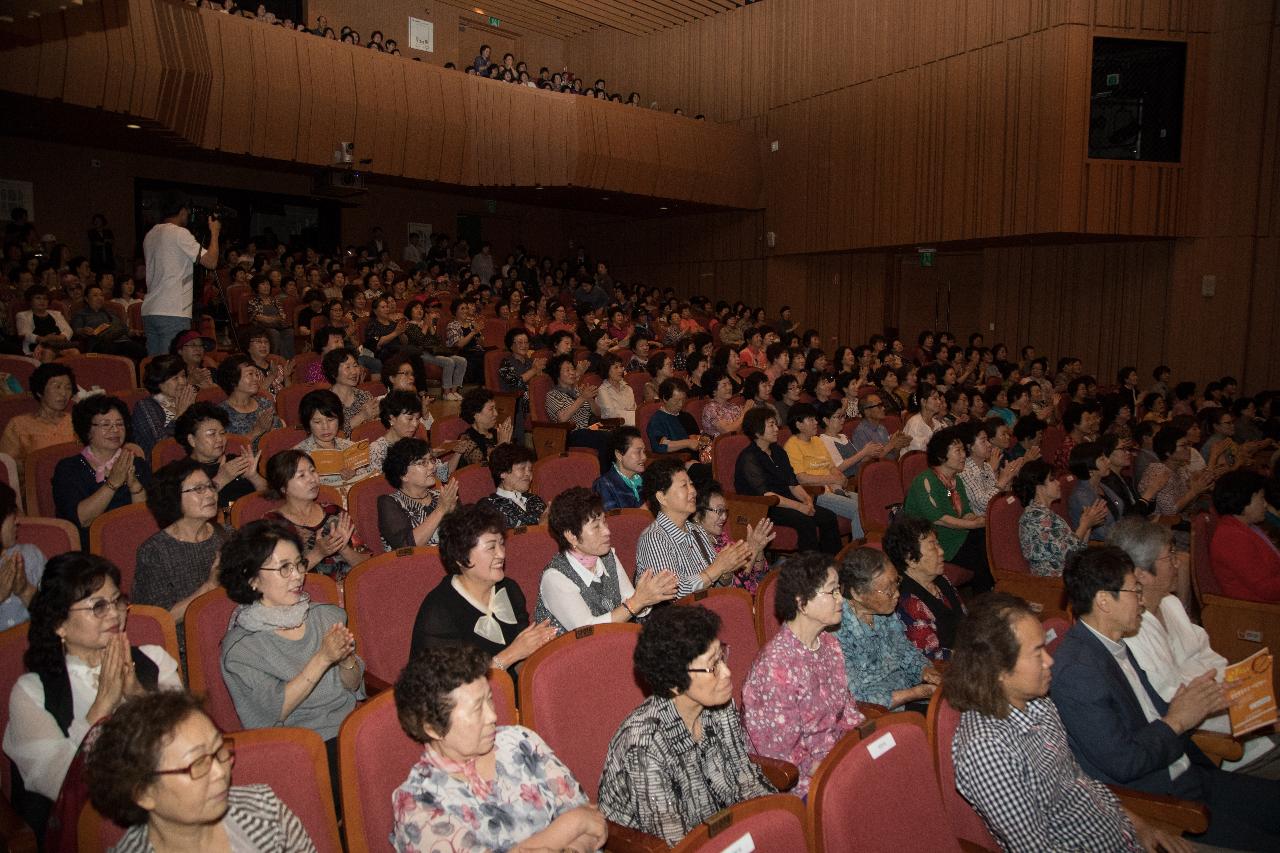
[188,204,237,245]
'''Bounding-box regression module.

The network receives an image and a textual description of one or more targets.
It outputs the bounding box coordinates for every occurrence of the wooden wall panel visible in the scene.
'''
[0,0,760,209]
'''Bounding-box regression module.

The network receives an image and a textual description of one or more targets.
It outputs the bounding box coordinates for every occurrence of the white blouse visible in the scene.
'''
[903,413,942,453]
[539,550,638,630]
[1124,595,1228,730]
[3,645,182,799]
[596,381,636,426]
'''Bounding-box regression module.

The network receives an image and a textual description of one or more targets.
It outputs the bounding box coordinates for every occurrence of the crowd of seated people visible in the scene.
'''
[4,208,1280,851]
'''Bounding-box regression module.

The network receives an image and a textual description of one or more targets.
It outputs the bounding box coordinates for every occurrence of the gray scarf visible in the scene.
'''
[232,593,312,632]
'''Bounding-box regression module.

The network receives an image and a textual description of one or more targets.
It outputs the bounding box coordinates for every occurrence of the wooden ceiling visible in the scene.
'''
[463,0,745,39]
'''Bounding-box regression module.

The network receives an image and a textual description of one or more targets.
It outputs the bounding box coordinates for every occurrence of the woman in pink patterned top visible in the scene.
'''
[742,552,864,797]
[699,368,744,437]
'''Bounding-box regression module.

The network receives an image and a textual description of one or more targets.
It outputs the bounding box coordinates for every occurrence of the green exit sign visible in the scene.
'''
[488,16,500,26]
[920,252,934,267]
[1106,73,1120,86]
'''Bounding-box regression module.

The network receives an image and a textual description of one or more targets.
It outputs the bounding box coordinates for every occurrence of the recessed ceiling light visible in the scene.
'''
[125,123,141,129]
[658,206,668,211]
[601,196,610,201]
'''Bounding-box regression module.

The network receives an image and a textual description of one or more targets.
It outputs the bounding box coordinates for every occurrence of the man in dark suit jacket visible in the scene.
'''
[1052,546,1280,850]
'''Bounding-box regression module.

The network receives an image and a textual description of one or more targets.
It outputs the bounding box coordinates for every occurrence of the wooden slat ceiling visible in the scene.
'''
[0,0,94,22]
[465,0,743,39]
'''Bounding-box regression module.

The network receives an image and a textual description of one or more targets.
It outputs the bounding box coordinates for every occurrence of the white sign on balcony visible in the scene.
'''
[409,17,434,53]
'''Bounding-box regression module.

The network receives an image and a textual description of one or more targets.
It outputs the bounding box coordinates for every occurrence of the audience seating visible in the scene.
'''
[531,452,597,498]
[276,383,326,427]
[184,575,339,731]
[337,669,516,852]
[430,415,468,445]
[985,491,1068,617]
[87,504,161,596]
[924,694,1001,849]
[606,507,655,577]
[710,433,780,545]
[519,624,645,800]
[1040,426,1066,469]
[753,569,782,646]
[342,547,445,688]
[528,373,572,458]
[1041,614,1072,655]
[808,712,962,852]
[227,486,344,528]
[1193,512,1280,693]
[15,517,79,559]
[0,397,38,439]
[675,588,758,707]
[452,462,496,505]
[634,401,662,452]
[346,475,394,555]
[349,419,385,444]
[1051,473,1076,522]
[856,458,903,538]
[150,433,251,471]
[63,354,137,393]
[0,356,35,391]
[670,795,809,853]
[626,373,650,407]
[0,622,37,853]
[24,441,80,519]
[0,453,17,509]
[291,352,320,384]
[194,386,228,406]
[899,450,927,492]
[123,604,181,669]
[503,524,559,609]
[254,427,302,476]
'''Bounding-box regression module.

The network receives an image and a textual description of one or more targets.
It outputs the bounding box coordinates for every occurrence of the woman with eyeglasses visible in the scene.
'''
[834,547,940,712]
[133,459,226,626]
[54,395,151,548]
[219,520,365,746]
[599,605,774,845]
[743,552,864,798]
[3,553,181,838]
[86,690,314,852]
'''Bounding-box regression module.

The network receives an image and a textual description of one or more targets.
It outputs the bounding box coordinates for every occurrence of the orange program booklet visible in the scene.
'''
[310,441,370,477]
[1224,648,1277,737]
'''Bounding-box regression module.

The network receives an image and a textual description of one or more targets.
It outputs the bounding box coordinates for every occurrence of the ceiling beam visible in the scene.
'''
[534,0,663,35]
[464,2,593,38]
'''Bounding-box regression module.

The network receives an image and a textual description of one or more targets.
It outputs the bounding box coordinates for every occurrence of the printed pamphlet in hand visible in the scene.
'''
[1224,648,1277,737]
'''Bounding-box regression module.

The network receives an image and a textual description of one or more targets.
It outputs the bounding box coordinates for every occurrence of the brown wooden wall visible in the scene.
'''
[0,0,759,209]
[570,0,1280,391]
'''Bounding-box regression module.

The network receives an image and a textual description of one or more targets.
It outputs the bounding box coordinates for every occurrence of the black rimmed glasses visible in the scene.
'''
[153,739,236,780]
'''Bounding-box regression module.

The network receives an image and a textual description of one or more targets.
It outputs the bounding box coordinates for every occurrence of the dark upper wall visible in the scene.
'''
[0,0,761,210]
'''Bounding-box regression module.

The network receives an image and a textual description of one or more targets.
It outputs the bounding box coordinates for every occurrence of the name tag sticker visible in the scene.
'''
[1044,628,1057,643]
[722,832,755,853]
[867,731,896,759]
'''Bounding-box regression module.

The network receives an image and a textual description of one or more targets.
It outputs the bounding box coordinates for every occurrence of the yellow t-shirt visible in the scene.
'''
[784,435,836,479]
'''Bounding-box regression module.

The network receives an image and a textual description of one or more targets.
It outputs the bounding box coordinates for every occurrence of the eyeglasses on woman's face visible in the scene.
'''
[68,593,130,619]
[153,739,236,781]
[687,645,730,675]
[259,560,307,579]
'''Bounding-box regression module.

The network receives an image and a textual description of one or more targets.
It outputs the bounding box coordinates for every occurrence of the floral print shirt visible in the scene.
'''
[835,602,927,708]
[742,626,864,798]
[701,400,742,438]
[391,726,586,853]
[1018,503,1085,577]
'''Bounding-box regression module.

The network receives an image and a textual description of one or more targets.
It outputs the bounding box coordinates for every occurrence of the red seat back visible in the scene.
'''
[626,372,650,406]
[811,713,960,852]
[431,416,468,445]
[26,441,80,519]
[229,727,344,852]
[0,623,28,797]
[529,374,554,422]
[926,696,1000,848]
[63,354,137,393]
[519,624,645,799]
[1192,512,1221,596]
[1052,474,1076,521]
[858,458,904,533]
[900,450,928,492]
[676,588,758,707]
[276,382,328,428]
[16,517,79,558]
[343,547,446,685]
[986,492,1031,574]
[0,396,38,441]
[531,453,597,500]
[346,475,394,555]
[452,463,496,505]
[0,355,35,390]
[606,507,653,573]
[1040,426,1066,469]
[504,525,559,609]
[635,401,662,451]
[752,568,782,646]
[152,434,252,471]
[712,433,749,488]
[484,348,505,390]
[89,503,161,596]
[1042,615,1072,655]
[671,794,810,853]
[126,604,182,666]
[255,427,303,473]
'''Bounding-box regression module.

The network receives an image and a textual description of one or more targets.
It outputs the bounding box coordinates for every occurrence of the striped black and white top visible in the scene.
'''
[110,784,316,852]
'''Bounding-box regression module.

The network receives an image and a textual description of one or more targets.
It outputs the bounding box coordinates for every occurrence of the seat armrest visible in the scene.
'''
[363,672,393,695]
[723,494,777,541]
[859,703,890,718]
[1110,786,1209,835]
[748,753,799,792]
[1191,730,1245,764]
[604,820,669,853]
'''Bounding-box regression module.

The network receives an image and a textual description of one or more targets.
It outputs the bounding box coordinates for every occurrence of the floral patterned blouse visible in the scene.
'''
[700,400,742,438]
[391,726,586,853]
[742,626,864,798]
[1017,503,1085,577]
[710,528,770,594]
[896,573,966,661]
[835,602,928,708]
